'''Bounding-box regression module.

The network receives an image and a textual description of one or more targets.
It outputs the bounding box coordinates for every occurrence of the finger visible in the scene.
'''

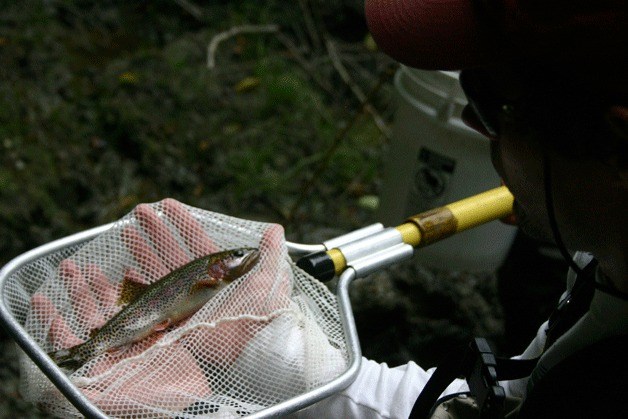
[235,224,291,311]
[49,315,83,349]
[161,198,218,257]
[85,336,159,377]
[260,224,292,308]
[30,292,58,331]
[84,264,119,312]
[121,225,169,280]
[59,260,106,334]
[121,267,150,285]
[259,223,290,289]
[120,344,211,402]
[82,345,211,415]
[134,203,190,269]
[31,293,83,350]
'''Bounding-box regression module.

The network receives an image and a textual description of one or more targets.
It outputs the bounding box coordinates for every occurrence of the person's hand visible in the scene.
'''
[29,199,290,416]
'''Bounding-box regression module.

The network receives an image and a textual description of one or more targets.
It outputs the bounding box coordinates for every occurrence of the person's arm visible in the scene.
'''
[290,357,468,418]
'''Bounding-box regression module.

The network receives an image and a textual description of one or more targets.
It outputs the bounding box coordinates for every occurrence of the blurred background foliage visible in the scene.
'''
[0,0,395,267]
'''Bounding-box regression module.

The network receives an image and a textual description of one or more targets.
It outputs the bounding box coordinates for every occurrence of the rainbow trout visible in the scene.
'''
[49,247,260,370]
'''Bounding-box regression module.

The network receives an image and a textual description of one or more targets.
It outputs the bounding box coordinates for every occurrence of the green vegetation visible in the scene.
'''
[0,0,394,265]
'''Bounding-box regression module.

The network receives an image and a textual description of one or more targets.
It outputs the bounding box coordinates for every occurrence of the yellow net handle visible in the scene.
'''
[396,185,514,247]
[324,186,514,277]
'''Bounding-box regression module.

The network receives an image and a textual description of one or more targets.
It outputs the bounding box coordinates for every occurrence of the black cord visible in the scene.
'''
[543,154,584,275]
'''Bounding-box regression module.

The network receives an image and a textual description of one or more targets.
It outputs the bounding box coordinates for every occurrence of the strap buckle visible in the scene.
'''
[466,338,506,418]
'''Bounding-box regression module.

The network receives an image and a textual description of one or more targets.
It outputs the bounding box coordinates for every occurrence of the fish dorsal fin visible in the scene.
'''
[118,277,149,306]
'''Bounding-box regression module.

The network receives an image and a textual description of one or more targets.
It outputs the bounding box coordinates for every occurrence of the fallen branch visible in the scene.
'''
[325,38,392,141]
[298,0,323,52]
[207,24,280,69]
[273,31,336,95]
[174,0,204,21]
[207,23,336,96]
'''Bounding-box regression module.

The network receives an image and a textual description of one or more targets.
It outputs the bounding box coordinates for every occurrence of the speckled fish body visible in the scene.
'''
[50,247,260,370]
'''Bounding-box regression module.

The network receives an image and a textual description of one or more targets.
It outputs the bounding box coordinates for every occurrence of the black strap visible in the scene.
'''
[544,259,597,349]
[410,259,599,419]
[410,343,471,418]
[410,338,538,418]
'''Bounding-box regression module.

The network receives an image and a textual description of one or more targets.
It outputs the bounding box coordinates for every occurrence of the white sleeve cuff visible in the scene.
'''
[290,357,468,419]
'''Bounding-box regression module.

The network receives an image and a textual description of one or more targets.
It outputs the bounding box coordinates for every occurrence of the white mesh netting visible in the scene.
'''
[4,199,348,418]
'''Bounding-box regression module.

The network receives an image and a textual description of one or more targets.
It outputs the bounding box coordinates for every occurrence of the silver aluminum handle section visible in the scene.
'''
[349,243,414,278]
[335,227,404,266]
[296,226,397,281]
[323,223,385,250]
[286,242,326,256]
[286,224,384,257]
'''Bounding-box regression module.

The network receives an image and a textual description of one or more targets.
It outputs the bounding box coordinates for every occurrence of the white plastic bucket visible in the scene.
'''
[377,66,516,272]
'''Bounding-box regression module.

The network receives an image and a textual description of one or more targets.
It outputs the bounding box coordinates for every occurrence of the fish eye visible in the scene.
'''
[234,249,245,257]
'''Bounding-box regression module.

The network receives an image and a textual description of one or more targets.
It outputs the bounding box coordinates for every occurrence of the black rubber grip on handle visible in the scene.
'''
[296,251,335,282]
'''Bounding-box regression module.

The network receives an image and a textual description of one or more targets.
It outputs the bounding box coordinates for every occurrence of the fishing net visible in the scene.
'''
[7,199,348,418]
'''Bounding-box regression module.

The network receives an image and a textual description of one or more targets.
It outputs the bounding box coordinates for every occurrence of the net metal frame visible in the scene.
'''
[0,202,362,418]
